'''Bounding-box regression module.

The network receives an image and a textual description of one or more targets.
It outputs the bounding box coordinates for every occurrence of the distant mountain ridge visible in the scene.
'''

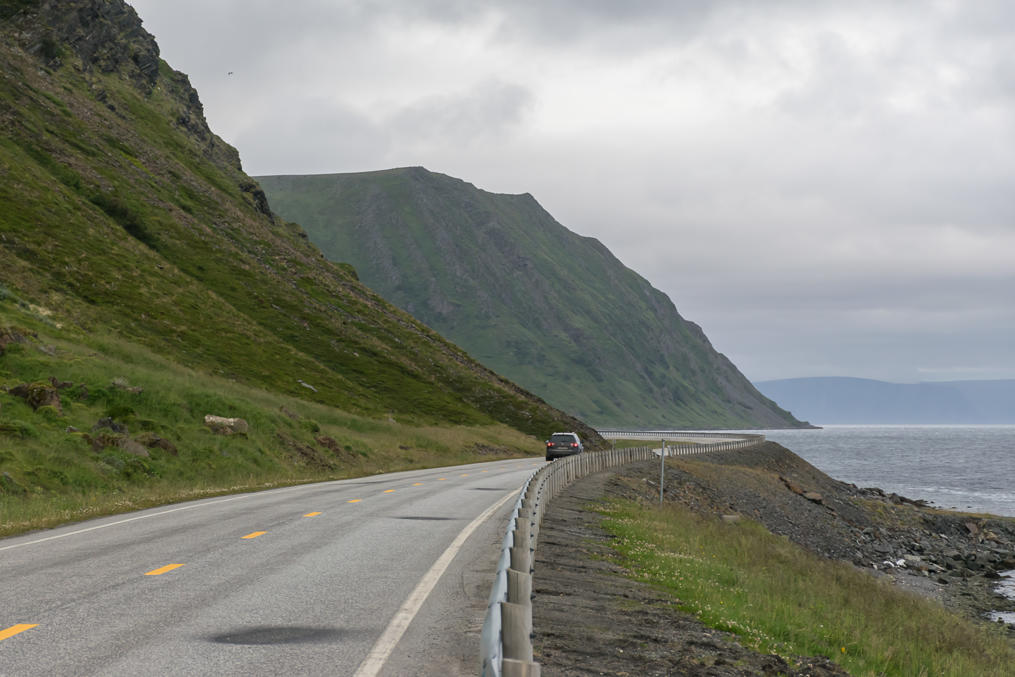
[754,377,1015,424]
[257,168,805,429]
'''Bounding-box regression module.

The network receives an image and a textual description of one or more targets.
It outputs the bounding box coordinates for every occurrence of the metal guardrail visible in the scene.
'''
[479,432,765,676]
[598,429,760,441]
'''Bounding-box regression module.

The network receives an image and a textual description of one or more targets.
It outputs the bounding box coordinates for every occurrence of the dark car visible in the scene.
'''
[545,432,583,461]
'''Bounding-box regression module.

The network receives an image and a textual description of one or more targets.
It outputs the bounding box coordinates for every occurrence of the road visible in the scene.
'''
[0,457,542,676]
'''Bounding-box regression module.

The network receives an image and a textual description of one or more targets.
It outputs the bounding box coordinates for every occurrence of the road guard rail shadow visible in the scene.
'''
[479,432,765,677]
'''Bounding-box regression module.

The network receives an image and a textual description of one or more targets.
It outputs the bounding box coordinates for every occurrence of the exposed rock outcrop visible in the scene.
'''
[0,326,35,354]
[8,381,62,414]
[134,432,178,456]
[204,415,249,436]
[11,0,160,90]
[6,0,242,170]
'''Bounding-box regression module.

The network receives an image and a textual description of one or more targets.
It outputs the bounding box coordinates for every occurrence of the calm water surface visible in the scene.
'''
[744,425,1015,518]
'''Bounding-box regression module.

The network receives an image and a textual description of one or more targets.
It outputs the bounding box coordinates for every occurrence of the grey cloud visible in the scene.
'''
[290,0,731,53]
[128,1,1014,385]
[232,101,389,176]
[387,79,534,145]
[946,0,1015,39]
[370,0,712,26]
[675,293,1015,383]
[774,32,889,121]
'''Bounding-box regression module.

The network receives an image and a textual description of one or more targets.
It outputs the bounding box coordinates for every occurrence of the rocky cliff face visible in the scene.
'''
[4,0,240,169]
[10,0,159,87]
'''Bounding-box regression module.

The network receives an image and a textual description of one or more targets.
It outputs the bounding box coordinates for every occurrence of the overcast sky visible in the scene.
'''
[130,0,1014,384]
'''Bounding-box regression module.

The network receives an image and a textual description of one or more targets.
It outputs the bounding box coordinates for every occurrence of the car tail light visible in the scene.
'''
[571,442,578,448]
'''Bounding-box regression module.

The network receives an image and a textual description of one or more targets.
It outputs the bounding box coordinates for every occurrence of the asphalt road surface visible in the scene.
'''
[0,457,542,676]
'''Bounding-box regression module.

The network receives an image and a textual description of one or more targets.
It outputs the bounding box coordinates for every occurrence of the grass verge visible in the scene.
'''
[0,304,538,538]
[603,439,695,451]
[599,500,1015,676]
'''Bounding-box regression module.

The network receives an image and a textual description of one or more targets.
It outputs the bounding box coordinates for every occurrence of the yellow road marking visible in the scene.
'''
[412,482,423,486]
[383,489,396,493]
[242,531,266,539]
[437,478,447,481]
[0,624,38,641]
[481,470,489,473]
[348,499,362,503]
[145,563,184,576]
[304,512,321,517]
[460,474,469,477]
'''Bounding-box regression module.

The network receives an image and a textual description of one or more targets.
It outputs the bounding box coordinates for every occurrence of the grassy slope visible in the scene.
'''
[0,0,595,532]
[0,298,535,537]
[602,500,1015,676]
[258,168,804,429]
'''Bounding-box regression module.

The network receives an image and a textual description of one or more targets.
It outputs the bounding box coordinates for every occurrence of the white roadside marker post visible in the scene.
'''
[659,439,666,504]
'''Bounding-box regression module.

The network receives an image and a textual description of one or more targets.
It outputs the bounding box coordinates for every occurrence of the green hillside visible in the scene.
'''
[0,0,595,530]
[258,168,804,429]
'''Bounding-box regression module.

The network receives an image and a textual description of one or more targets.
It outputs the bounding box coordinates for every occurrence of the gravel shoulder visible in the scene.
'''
[531,442,1015,675]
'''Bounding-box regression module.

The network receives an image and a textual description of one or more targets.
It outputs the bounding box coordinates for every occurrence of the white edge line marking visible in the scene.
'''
[353,488,521,677]
[0,493,254,553]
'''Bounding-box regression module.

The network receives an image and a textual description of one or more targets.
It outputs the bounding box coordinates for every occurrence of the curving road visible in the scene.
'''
[0,457,542,676]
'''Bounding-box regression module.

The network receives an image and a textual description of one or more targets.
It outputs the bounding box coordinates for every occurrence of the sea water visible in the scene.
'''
[753,424,1015,517]
[744,424,1015,620]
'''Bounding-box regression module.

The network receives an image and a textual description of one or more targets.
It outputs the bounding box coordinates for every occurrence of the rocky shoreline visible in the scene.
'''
[531,442,1015,675]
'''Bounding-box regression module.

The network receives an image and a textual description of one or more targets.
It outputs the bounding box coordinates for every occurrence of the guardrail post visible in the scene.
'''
[502,659,541,677]
[501,602,533,662]
[514,513,531,546]
[510,545,531,575]
[506,568,532,605]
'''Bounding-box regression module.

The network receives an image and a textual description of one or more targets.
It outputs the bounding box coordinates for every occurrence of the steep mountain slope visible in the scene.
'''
[755,377,1015,424]
[0,0,594,441]
[258,168,804,428]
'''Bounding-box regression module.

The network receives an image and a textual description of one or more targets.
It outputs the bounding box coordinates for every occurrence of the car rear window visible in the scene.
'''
[550,434,575,443]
